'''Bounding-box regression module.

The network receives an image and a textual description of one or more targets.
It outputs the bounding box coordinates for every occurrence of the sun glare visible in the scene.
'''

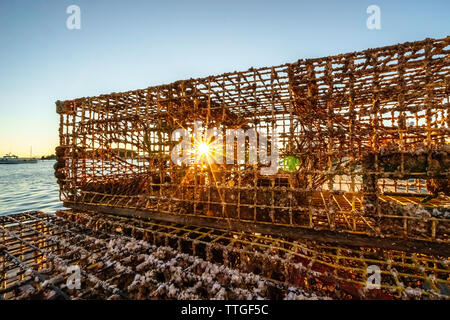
[197,141,211,156]
[193,140,217,167]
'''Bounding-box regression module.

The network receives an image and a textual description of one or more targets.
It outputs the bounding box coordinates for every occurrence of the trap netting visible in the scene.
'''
[1,211,449,299]
[55,36,450,250]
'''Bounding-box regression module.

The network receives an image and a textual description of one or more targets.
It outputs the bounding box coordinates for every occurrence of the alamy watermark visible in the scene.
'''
[66,5,81,30]
[366,265,381,289]
[366,5,381,30]
[171,122,279,175]
[66,265,81,289]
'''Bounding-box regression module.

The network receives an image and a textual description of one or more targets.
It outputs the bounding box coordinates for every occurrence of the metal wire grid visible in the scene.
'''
[55,37,449,245]
[0,211,322,300]
[2,211,447,299]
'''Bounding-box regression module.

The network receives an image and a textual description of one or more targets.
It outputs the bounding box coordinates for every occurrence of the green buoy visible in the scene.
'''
[279,156,300,172]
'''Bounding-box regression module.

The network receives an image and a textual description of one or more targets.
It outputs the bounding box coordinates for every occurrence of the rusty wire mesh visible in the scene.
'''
[1,211,320,300]
[55,37,450,248]
[1,211,449,299]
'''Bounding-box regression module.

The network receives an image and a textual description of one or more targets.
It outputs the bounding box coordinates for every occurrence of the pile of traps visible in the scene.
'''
[56,36,450,247]
[1,211,449,300]
[0,211,325,300]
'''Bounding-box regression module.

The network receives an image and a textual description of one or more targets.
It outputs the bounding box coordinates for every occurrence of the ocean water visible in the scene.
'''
[0,160,63,215]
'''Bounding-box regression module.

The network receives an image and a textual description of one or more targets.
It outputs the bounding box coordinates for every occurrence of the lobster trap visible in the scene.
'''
[1,211,449,299]
[0,211,321,300]
[55,37,450,254]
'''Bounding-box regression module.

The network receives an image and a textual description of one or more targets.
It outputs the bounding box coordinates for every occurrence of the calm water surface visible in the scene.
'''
[0,160,63,215]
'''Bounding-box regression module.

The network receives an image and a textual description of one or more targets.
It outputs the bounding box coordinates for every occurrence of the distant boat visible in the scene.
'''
[0,154,38,164]
[0,154,19,164]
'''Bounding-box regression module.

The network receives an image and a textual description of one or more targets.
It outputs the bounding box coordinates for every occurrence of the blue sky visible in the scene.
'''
[0,0,449,156]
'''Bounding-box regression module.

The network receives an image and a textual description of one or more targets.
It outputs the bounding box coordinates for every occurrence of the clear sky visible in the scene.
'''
[0,0,448,157]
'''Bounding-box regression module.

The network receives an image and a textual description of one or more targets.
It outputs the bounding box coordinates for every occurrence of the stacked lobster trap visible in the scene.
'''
[55,36,449,245]
[47,36,450,298]
[1,210,449,299]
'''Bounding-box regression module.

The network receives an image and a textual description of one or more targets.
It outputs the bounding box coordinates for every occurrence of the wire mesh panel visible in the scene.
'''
[1,211,449,299]
[55,37,450,249]
[0,211,324,300]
